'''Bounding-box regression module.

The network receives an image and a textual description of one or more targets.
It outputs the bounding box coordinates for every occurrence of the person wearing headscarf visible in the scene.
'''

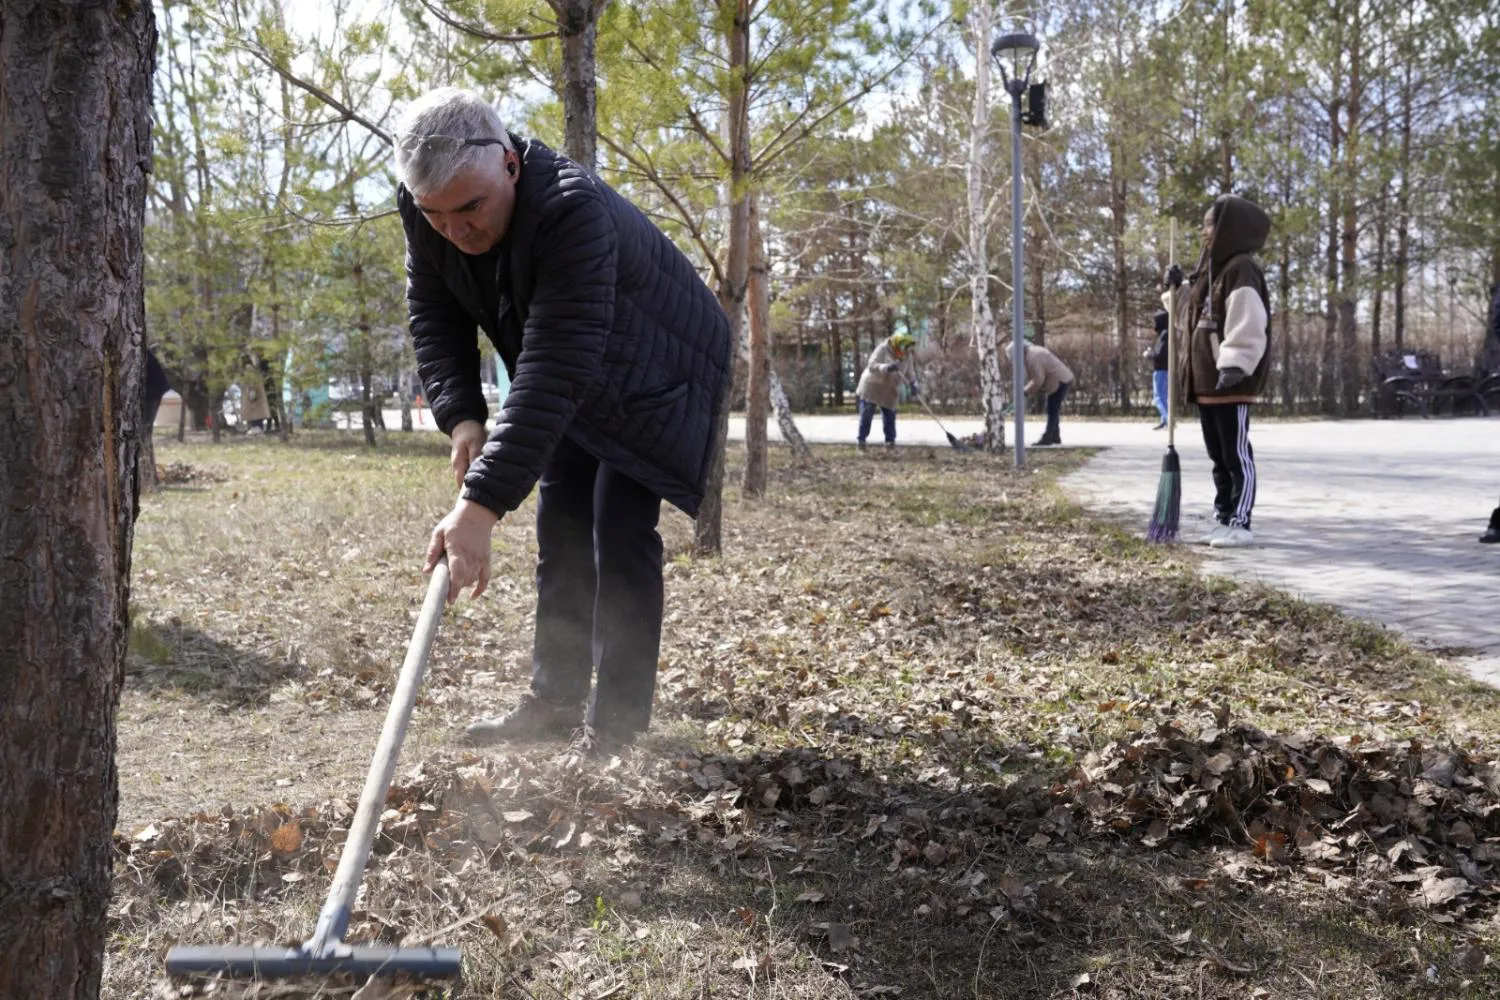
[854,333,918,451]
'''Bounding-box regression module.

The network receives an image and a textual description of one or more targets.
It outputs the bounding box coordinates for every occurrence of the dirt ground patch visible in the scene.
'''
[109,431,1500,998]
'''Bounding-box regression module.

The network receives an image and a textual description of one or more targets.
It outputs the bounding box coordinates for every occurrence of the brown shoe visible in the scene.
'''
[463,693,583,745]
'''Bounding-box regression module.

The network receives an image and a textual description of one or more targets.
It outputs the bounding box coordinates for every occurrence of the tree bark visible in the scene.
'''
[1320,94,1342,414]
[743,193,770,497]
[693,0,751,556]
[140,427,159,493]
[742,196,811,464]
[1279,242,1293,412]
[828,318,843,407]
[359,365,378,445]
[350,249,377,446]
[1338,4,1362,415]
[966,1,1005,453]
[1109,141,1130,410]
[400,368,414,431]
[550,0,604,170]
[1393,57,1412,352]
[0,4,156,998]
[768,369,811,461]
[1031,233,1047,348]
[1219,0,1234,192]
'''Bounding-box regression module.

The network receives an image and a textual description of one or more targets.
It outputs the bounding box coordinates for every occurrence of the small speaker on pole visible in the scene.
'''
[1023,81,1048,129]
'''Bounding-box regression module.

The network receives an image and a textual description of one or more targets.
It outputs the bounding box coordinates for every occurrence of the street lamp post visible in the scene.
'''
[991,30,1040,468]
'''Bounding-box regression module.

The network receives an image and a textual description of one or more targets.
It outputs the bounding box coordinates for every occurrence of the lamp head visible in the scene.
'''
[991,31,1040,87]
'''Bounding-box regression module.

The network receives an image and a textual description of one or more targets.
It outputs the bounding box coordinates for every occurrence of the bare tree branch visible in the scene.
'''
[416,0,559,44]
[233,42,393,145]
[256,200,399,232]
[754,20,946,172]
[599,132,725,287]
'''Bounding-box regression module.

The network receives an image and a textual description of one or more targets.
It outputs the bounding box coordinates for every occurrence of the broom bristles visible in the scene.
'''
[1146,446,1181,543]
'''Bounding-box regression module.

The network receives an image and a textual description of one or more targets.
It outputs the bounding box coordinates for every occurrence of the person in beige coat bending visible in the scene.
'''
[1003,339,1074,447]
[854,333,917,451]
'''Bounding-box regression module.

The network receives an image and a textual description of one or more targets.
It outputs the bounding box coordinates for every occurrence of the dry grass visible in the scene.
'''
[107,430,1500,999]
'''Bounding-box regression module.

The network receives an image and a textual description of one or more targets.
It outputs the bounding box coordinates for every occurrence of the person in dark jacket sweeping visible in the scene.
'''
[1166,194,1271,550]
[395,88,731,750]
[1147,308,1170,429]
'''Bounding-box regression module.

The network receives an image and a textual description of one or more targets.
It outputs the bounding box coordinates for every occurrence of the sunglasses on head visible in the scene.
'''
[396,134,508,155]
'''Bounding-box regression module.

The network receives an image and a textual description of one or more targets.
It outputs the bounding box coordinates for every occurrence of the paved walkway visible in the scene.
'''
[729,413,1500,684]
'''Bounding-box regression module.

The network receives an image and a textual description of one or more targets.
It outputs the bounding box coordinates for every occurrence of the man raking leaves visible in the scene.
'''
[397,89,731,753]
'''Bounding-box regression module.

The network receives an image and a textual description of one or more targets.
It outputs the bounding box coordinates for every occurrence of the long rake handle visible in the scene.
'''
[305,557,450,954]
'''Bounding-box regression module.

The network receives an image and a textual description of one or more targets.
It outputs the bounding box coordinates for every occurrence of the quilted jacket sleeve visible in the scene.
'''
[461,191,615,515]
[405,209,487,435]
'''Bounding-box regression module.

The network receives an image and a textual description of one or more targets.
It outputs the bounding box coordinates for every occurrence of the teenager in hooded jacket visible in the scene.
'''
[1166,194,1271,550]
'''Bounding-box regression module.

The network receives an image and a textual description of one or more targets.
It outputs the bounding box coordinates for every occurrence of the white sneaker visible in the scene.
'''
[1199,523,1229,545]
[1210,525,1254,548]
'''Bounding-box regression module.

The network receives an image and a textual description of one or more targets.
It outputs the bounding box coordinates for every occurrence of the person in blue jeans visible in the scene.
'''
[855,333,916,451]
[1148,308,1170,429]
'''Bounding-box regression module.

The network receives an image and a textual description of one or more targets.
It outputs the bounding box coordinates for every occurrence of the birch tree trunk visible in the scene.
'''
[966,1,1005,453]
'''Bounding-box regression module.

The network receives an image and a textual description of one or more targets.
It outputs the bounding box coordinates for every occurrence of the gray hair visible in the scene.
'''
[393,88,514,195]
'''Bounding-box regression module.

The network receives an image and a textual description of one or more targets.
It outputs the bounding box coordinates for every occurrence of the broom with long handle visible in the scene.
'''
[900,372,971,452]
[1147,220,1181,542]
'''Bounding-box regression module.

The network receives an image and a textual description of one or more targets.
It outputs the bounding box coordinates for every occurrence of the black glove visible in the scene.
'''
[1164,264,1184,290]
[882,363,900,373]
[908,383,920,398]
[1214,367,1249,391]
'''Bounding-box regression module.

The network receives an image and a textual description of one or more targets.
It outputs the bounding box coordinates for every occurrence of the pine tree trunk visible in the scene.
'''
[967,2,1005,453]
[1279,244,1294,412]
[0,4,156,997]
[1393,61,1412,352]
[401,369,414,432]
[140,427,159,493]
[828,319,843,407]
[693,0,752,556]
[1370,37,1389,362]
[551,0,601,170]
[1320,99,1342,414]
[1110,150,1130,410]
[1338,8,1362,415]
[360,366,377,447]
[743,194,770,497]
[1031,239,1047,348]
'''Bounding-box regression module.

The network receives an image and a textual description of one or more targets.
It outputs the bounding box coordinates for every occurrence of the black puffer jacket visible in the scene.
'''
[401,136,731,518]
[1151,310,1169,372]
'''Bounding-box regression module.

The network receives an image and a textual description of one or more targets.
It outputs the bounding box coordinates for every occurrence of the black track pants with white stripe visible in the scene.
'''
[1198,403,1256,529]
